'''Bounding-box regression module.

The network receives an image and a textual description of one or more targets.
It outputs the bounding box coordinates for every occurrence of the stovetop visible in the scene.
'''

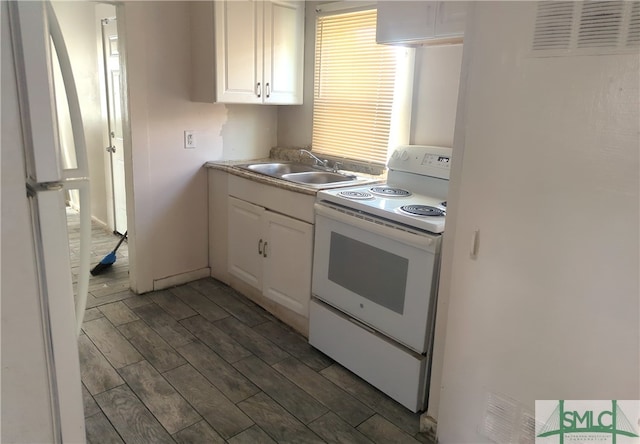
[317,184,447,233]
[315,145,453,234]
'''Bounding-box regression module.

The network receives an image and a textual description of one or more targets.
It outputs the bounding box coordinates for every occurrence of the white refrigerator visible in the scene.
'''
[2,1,92,442]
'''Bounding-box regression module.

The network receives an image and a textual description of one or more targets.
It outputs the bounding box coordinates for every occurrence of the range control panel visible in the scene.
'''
[422,153,451,168]
[388,145,453,179]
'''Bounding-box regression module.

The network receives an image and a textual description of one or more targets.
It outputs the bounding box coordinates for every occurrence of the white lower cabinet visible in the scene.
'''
[228,196,313,317]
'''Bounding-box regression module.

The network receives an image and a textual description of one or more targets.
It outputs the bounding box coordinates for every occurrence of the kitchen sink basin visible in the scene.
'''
[241,162,316,176]
[237,161,367,189]
[281,171,357,185]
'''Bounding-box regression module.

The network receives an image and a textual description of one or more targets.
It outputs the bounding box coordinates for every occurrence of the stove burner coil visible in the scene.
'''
[399,205,445,217]
[337,190,374,200]
[370,186,412,197]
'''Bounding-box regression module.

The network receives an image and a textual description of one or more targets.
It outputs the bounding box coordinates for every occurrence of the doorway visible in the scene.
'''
[100,9,127,235]
[52,1,134,302]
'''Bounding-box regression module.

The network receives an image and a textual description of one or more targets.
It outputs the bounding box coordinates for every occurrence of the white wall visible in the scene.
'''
[53,1,109,225]
[436,2,639,442]
[121,1,277,293]
[410,45,463,146]
[277,0,463,149]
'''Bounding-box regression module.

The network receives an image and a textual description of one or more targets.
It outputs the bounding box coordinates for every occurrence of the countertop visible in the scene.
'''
[205,158,384,196]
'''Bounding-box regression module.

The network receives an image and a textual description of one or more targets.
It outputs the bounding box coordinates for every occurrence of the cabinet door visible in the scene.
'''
[228,196,264,289]
[215,0,263,103]
[262,210,313,316]
[263,0,304,104]
[376,1,437,44]
[434,2,466,37]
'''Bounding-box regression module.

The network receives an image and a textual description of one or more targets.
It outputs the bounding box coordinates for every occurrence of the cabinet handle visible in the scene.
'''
[265,82,270,98]
[263,242,268,258]
[256,82,261,98]
[258,239,263,255]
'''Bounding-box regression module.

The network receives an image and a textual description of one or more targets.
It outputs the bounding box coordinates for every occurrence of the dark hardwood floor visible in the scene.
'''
[67,209,430,443]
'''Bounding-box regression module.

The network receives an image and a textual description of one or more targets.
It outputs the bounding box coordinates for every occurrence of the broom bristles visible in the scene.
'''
[90,261,113,276]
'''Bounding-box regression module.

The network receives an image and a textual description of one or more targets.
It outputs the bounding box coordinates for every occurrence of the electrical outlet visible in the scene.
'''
[184,130,196,149]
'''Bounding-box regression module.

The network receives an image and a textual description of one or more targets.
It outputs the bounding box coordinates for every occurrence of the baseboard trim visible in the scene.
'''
[90,215,109,230]
[153,267,211,291]
[228,274,309,337]
[419,413,437,442]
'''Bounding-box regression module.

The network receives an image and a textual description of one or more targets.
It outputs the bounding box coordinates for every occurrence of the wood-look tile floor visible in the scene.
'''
[67,209,430,444]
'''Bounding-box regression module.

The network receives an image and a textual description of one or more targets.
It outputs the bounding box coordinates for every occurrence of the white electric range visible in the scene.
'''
[315,145,451,233]
[309,145,452,413]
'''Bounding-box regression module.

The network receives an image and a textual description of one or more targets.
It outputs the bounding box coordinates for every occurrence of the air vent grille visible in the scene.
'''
[531,1,639,56]
[626,1,640,47]
[577,1,624,48]
[532,2,575,51]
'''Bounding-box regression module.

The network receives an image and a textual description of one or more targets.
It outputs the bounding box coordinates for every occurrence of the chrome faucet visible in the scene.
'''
[299,149,329,169]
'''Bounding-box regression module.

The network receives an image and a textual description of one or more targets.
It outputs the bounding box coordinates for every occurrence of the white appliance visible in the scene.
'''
[309,145,452,412]
[2,1,91,442]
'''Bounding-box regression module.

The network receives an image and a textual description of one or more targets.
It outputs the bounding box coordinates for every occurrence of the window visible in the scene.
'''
[312,5,414,167]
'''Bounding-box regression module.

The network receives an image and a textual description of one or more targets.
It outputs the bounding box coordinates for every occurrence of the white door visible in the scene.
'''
[102,17,127,234]
[262,209,313,316]
[376,1,437,44]
[263,0,304,104]
[228,197,264,290]
[434,1,466,37]
[214,0,263,103]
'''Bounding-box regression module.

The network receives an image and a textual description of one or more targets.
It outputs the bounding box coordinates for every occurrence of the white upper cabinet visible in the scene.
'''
[215,0,262,104]
[434,2,467,38]
[191,0,304,104]
[262,1,304,104]
[376,1,466,46]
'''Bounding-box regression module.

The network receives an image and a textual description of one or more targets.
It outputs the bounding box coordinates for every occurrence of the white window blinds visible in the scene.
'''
[312,8,401,166]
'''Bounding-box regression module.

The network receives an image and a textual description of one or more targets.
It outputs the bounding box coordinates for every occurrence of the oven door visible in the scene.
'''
[312,202,441,353]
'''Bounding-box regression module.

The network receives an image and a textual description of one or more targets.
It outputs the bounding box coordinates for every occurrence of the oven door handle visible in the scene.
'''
[314,203,437,251]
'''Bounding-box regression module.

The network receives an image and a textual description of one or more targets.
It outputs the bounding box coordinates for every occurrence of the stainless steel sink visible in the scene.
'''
[236,160,380,189]
[236,161,369,188]
[281,171,357,185]
[241,162,316,176]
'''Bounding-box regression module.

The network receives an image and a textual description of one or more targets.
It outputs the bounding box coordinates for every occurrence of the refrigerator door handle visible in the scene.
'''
[65,179,91,335]
[46,2,89,182]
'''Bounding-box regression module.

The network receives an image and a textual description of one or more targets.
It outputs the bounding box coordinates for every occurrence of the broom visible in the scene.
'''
[90,231,127,276]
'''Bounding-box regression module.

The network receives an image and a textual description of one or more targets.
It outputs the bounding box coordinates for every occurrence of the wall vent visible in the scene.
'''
[577,1,624,48]
[532,2,575,51]
[627,1,640,47]
[531,0,640,56]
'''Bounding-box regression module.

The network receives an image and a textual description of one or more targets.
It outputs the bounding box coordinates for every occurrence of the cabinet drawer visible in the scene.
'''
[228,175,315,223]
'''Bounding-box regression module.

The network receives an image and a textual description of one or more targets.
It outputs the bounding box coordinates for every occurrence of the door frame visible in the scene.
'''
[97,2,138,289]
[99,8,127,235]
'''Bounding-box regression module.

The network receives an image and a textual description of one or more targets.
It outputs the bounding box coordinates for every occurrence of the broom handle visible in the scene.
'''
[112,231,128,253]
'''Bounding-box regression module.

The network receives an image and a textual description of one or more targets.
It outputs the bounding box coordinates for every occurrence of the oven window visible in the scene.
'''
[328,233,408,314]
